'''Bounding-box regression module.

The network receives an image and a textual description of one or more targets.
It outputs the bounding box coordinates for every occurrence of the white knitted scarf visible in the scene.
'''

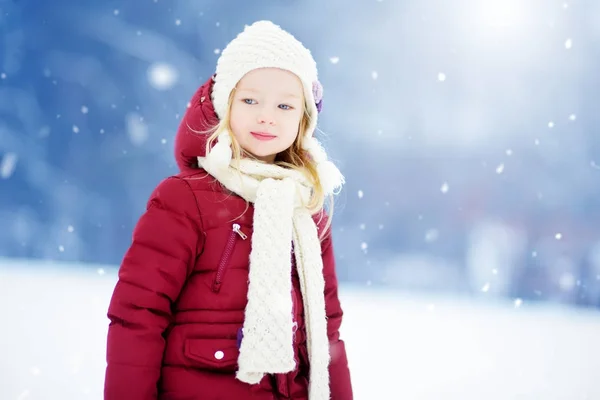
[197,155,331,400]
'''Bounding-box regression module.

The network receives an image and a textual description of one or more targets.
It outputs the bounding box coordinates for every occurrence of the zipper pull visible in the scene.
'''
[232,223,248,240]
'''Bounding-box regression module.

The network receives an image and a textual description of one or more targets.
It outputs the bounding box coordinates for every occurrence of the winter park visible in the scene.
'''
[2,1,600,399]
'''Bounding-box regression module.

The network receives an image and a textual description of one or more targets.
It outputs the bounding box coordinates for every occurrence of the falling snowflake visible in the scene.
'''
[437,72,446,82]
[147,62,179,90]
[555,233,562,240]
[548,121,555,128]
[506,149,513,156]
[58,245,65,252]
[72,125,79,133]
[360,242,368,253]
[97,268,106,276]
[371,71,378,80]
[175,19,181,25]
[514,298,523,308]
[569,114,576,121]
[161,138,167,144]
[1,152,18,179]
[67,225,74,233]
[81,106,88,114]
[559,272,575,291]
[358,190,364,199]
[496,163,505,174]
[440,182,449,193]
[425,229,439,243]
[126,112,149,146]
[113,9,120,16]
[329,57,340,64]
[214,49,221,55]
[565,38,572,49]
[492,269,498,275]
[0,72,6,79]
[359,223,366,230]
[481,283,490,292]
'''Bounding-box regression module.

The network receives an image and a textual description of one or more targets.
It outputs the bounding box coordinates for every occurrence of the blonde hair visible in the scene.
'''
[204,89,334,239]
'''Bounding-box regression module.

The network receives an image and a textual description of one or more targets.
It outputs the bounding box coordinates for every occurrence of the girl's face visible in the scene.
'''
[229,68,305,163]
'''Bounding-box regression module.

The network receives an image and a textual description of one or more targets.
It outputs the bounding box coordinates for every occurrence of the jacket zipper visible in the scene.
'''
[212,223,247,293]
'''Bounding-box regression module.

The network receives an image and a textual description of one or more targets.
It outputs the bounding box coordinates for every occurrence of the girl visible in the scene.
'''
[104,20,353,400]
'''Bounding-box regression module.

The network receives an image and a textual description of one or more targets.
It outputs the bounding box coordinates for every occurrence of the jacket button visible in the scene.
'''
[214,350,224,360]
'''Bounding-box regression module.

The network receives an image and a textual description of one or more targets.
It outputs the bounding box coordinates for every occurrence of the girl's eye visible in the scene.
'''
[243,99,256,105]
[279,104,292,110]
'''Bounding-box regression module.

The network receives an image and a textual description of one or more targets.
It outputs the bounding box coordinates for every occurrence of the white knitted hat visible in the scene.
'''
[208,20,344,195]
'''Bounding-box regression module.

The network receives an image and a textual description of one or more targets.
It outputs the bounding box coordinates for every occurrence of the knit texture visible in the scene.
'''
[197,155,331,400]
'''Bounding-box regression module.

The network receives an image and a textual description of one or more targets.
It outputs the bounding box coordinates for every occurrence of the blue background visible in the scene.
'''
[2,0,600,306]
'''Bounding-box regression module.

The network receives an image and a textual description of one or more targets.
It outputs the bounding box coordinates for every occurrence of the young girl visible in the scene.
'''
[104,20,353,400]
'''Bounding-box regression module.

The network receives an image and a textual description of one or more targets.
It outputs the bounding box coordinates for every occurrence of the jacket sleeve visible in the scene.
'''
[104,177,203,400]
[321,222,354,400]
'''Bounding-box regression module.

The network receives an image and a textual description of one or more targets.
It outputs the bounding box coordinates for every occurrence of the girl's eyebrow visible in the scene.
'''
[236,87,301,99]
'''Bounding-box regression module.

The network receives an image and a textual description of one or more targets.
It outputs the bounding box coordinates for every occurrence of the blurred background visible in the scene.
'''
[2,0,600,399]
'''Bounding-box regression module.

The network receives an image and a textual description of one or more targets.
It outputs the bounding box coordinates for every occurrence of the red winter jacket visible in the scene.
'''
[104,76,353,400]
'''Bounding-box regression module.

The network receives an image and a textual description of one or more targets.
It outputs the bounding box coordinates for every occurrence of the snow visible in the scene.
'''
[1,152,18,179]
[125,112,149,146]
[147,62,179,91]
[424,229,439,243]
[1,259,599,399]
[565,38,573,49]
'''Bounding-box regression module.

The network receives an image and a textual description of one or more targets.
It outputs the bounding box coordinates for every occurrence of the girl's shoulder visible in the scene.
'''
[173,168,227,194]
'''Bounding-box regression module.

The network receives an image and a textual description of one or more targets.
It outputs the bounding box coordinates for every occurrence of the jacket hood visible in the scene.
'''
[174,75,219,172]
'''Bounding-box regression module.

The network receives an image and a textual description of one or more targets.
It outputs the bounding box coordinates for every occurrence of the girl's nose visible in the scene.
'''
[257,110,276,125]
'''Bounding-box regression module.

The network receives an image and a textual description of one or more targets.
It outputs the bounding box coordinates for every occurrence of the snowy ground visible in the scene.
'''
[1,258,599,400]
